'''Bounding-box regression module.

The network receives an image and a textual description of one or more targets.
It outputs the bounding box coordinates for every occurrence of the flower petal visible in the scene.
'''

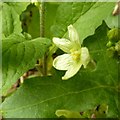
[53,54,74,70]
[53,37,72,53]
[62,61,82,80]
[81,47,90,68]
[68,25,81,46]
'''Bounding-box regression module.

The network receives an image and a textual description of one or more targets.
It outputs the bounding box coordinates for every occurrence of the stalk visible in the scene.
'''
[40,1,45,37]
[39,0,47,76]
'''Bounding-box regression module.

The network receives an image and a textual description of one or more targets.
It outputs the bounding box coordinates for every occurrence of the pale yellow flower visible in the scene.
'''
[53,25,90,80]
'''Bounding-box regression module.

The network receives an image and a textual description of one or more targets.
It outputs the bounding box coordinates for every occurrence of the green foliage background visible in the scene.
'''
[0,1,119,118]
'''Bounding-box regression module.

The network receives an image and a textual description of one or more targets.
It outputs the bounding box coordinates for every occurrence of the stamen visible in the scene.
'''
[71,50,80,61]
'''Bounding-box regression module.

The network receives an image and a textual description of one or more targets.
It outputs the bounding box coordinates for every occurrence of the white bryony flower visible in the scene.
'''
[53,25,90,80]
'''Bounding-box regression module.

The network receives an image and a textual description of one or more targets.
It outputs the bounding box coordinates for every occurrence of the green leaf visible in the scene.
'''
[2,23,119,118]
[2,34,51,96]
[2,2,29,37]
[82,22,119,118]
[51,2,119,42]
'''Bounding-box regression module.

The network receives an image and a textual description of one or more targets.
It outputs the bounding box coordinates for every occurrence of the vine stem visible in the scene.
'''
[39,0,47,76]
[40,0,45,37]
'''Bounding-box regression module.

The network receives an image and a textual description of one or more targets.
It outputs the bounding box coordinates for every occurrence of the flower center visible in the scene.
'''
[70,49,80,61]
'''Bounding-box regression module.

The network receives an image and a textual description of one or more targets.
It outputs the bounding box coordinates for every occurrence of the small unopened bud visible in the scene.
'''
[115,41,120,55]
[107,28,120,43]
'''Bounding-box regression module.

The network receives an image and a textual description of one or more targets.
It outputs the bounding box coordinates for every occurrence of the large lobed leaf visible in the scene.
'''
[51,2,119,42]
[2,34,51,96]
[1,22,119,118]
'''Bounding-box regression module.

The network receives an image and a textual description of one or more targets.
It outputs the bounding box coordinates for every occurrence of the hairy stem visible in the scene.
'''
[39,1,47,76]
[40,1,45,37]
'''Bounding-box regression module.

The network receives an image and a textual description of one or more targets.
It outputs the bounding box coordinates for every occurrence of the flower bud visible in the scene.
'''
[107,28,120,43]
